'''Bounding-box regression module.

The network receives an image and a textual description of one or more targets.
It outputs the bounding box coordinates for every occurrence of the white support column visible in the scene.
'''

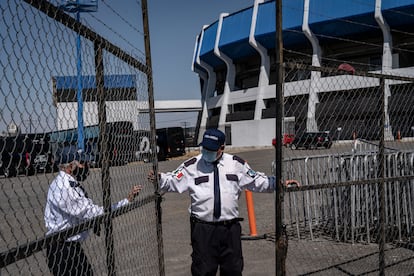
[191,34,208,132]
[375,0,394,141]
[193,67,208,142]
[195,27,217,141]
[303,0,321,132]
[249,0,269,120]
[214,13,235,130]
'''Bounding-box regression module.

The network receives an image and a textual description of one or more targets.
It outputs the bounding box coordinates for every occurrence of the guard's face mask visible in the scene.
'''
[73,163,89,182]
[201,148,218,163]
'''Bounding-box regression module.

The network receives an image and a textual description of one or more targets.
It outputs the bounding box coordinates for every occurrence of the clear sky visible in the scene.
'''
[147,1,254,100]
[0,1,255,133]
[80,0,255,128]
[146,0,255,128]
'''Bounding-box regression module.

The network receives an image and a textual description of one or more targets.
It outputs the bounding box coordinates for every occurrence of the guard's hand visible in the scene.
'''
[127,185,142,202]
[148,170,160,182]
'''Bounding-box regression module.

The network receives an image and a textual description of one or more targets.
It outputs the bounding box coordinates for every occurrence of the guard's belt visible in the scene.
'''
[190,216,243,226]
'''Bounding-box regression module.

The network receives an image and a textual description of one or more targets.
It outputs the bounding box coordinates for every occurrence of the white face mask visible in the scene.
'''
[201,148,218,163]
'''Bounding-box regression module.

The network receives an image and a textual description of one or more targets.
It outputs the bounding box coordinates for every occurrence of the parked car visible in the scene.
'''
[30,136,57,173]
[53,144,99,171]
[272,134,295,147]
[134,127,186,162]
[156,127,186,161]
[290,132,332,150]
[0,135,35,177]
[33,153,49,172]
[134,130,153,163]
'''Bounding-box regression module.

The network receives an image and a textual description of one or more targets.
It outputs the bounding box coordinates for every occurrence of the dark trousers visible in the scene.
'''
[46,241,93,276]
[190,220,243,276]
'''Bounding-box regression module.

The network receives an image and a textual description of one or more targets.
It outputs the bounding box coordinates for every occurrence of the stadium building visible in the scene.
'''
[192,0,414,147]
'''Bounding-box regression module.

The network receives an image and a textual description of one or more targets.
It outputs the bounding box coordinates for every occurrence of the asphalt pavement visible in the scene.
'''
[1,142,413,275]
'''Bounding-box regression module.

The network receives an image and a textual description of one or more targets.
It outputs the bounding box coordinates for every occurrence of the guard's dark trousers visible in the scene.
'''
[46,241,93,276]
[190,220,243,276]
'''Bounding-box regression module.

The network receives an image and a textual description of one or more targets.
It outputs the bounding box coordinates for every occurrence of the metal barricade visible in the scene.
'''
[284,150,414,244]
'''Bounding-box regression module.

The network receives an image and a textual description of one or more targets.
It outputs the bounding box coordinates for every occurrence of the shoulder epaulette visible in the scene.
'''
[233,155,245,165]
[184,157,197,167]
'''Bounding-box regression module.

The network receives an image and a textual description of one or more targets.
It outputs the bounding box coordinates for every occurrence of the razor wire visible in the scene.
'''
[0,0,162,275]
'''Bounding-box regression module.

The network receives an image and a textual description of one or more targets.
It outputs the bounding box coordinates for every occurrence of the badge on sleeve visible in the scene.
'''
[173,168,184,180]
[247,169,257,178]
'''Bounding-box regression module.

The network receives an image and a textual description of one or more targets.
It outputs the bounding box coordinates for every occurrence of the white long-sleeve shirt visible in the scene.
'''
[44,171,128,242]
[159,153,275,222]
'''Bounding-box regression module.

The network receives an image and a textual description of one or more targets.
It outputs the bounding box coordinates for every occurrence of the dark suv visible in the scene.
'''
[290,132,332,150]
[0,136,35,177]
[156,127,186,161]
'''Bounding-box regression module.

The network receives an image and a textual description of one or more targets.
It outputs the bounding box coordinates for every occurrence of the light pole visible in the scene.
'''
[337,127,342,141]
[59,0,98,150]
[76,9,84,150]
[23,116,35,133]
[181,121,189,137]
[181,121,189,149]
[22,114,43,134]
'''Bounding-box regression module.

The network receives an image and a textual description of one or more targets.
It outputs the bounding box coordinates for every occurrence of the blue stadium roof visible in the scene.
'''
[197,0,414,67]
[53,74,136,90]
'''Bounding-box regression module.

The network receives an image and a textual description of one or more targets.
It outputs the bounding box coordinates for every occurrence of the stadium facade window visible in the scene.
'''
[214,69,226,96]
[226,101,256,122]
[234,55,260,90]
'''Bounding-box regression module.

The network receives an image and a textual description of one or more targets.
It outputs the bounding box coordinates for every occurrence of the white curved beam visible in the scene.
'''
[249,0,268,120]
[214,13,234,129]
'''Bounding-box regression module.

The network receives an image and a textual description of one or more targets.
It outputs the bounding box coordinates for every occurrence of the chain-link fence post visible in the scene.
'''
[275,0,287,275]
[378,77,386,276]
[141,0,165,275]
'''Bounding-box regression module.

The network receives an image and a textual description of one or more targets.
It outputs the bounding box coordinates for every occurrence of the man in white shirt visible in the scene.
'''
[45,146,141,276]
[148,129,275,276]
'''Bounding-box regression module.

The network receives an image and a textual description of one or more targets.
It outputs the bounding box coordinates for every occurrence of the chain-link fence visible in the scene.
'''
[281,61,414,275]
[1,0,163,275]
[3,0,414,275]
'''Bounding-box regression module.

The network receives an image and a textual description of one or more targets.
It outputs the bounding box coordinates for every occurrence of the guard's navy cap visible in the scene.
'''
[199,129,225,151]
[58,145,92,164]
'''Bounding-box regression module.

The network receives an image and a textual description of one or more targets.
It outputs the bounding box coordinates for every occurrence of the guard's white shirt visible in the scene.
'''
[44,171,128,242]
[159,153,275,222]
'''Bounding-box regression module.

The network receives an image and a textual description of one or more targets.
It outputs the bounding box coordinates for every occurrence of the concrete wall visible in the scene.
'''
[228,118,275,147]
[56,101,140,130]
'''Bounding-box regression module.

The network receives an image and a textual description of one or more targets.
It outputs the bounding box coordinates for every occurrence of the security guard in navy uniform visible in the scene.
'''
[44,146,142,276]
[149,128,275,276]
